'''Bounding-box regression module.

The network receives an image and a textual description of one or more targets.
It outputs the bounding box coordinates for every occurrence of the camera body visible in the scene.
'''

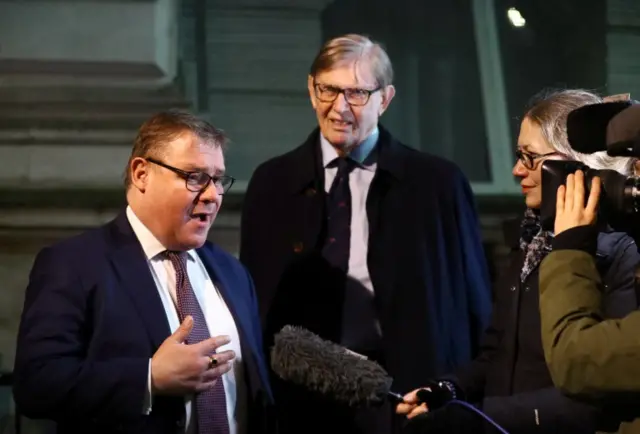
[539,101,640,235]
[540,160,640,232]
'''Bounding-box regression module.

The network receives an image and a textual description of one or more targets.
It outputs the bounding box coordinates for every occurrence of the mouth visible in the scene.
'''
[190,212,213,223]
[329,119,353,129]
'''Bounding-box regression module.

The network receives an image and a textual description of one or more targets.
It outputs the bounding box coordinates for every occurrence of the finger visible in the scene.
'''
[585,176,601,217]
[556,185,565,215]
[395,403,416,415]
[200,362,233,382]
[172,316,193,343]
[195,378,218,393]
[196,335,231,354]
[402,389,420,404]
[574,170,585,210]
[407,404,428,419]
[205,350,236,367]
[565,174,575,212]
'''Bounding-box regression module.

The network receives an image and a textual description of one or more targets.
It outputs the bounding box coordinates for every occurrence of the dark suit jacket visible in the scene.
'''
[13,212,274,434]
[449,218,640,433]
[239,126,493,434]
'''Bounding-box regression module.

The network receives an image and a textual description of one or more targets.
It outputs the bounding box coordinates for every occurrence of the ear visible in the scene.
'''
[307,75,318,110]
[379,85,396,116]
[130,157,150,192]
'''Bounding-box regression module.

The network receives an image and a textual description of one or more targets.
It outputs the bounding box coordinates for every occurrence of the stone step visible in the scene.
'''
[0,128,135,145]
[0,85,190,105]
[0,85,192,143]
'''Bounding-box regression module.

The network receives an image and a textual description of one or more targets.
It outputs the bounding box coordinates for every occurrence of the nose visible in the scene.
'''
[512,159,528,177]
[197,180,219,204]
[331,92,350,112]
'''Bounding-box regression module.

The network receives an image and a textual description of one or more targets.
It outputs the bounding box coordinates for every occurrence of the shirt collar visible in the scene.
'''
[320,126,379,171]
[126,205,196,262]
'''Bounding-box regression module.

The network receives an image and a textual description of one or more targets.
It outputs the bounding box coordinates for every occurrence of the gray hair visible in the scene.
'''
[526,88,635,175]
[309,34,394,87]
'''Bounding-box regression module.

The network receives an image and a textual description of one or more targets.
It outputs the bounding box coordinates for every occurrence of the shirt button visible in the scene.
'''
[293,241,304,253]
[510,285,516,291]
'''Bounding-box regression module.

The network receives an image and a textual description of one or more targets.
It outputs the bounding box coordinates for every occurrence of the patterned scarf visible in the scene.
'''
[519,208,554,282]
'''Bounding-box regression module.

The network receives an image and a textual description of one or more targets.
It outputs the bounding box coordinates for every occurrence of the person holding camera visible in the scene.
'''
[397,89,640,433]
[540,102,640,434]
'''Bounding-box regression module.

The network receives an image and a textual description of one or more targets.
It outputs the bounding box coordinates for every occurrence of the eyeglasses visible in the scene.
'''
[146,158,235,195]
[515,149,559,170]
[313,82,382,106]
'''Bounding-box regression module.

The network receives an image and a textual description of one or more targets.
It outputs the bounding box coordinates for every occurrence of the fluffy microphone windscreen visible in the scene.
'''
[270,325,393,406]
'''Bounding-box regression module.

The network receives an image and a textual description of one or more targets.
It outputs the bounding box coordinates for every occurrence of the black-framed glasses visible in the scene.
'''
[313,82,382,106]
[515,149,559,170]
[146,158,235,195]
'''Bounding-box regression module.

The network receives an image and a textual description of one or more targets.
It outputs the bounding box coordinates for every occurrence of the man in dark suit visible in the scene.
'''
[239,34,493,434]
[13,110,274,434]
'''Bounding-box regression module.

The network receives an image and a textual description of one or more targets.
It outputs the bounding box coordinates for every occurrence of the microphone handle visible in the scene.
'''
[387,391,405,403]
[387,388,446,408]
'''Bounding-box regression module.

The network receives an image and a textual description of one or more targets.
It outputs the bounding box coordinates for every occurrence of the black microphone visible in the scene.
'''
[270,325,450,407]
[270,326,510,433]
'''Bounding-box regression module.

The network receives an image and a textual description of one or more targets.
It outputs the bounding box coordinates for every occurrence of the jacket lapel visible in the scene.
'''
[287,129,326,254]
[366,126,406,310]
[198,249,253,348]
[196,247,271,397]
[108,213,172,350]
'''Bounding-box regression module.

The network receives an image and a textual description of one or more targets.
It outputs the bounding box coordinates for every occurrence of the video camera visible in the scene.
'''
[540,100,640,235]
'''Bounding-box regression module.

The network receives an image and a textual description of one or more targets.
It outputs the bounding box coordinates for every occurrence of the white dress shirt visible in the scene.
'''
[320,128,383,352]
[126,206,246,434]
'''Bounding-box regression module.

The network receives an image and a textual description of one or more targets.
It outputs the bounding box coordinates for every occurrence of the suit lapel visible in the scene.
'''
[108,213,172,350]
[367,126,405,310]
[196,247,271,399]
[198,249,253,347]
[197,247,261,366]
[287,130,326,254]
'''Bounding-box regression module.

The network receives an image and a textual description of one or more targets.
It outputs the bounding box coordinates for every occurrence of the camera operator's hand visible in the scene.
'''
[554,170,601,235]
[396,388,430,419]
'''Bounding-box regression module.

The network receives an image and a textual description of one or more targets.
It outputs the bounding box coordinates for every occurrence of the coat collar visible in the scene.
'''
[286,124,406,194]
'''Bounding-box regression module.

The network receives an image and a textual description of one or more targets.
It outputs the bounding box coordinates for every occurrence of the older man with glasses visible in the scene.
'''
[239,33,492,434]
[13,110,275,434]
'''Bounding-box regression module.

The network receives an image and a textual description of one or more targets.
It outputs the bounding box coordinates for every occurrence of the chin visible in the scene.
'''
[323,128,352,145]
[325,133,348,147]
[174,232,209,251]
[524,195,542,209]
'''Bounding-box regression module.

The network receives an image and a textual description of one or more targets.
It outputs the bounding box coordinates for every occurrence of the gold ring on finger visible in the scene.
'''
[208,355,218,370]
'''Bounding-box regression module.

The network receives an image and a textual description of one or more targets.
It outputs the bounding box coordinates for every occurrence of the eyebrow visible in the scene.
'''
[317,82,377,91]
[183,165,225,176]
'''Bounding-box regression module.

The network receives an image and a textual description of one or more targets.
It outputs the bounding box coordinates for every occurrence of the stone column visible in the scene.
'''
[0,0,188,195]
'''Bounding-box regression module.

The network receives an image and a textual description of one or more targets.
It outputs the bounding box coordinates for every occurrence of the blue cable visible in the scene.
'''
[446,399,510,434]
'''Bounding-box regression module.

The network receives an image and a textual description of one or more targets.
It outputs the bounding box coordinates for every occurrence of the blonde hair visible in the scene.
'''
[309,34,394,87]
[525,88,634,175]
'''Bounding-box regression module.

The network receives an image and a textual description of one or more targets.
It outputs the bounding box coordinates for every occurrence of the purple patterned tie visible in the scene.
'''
[165,251,230,434]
